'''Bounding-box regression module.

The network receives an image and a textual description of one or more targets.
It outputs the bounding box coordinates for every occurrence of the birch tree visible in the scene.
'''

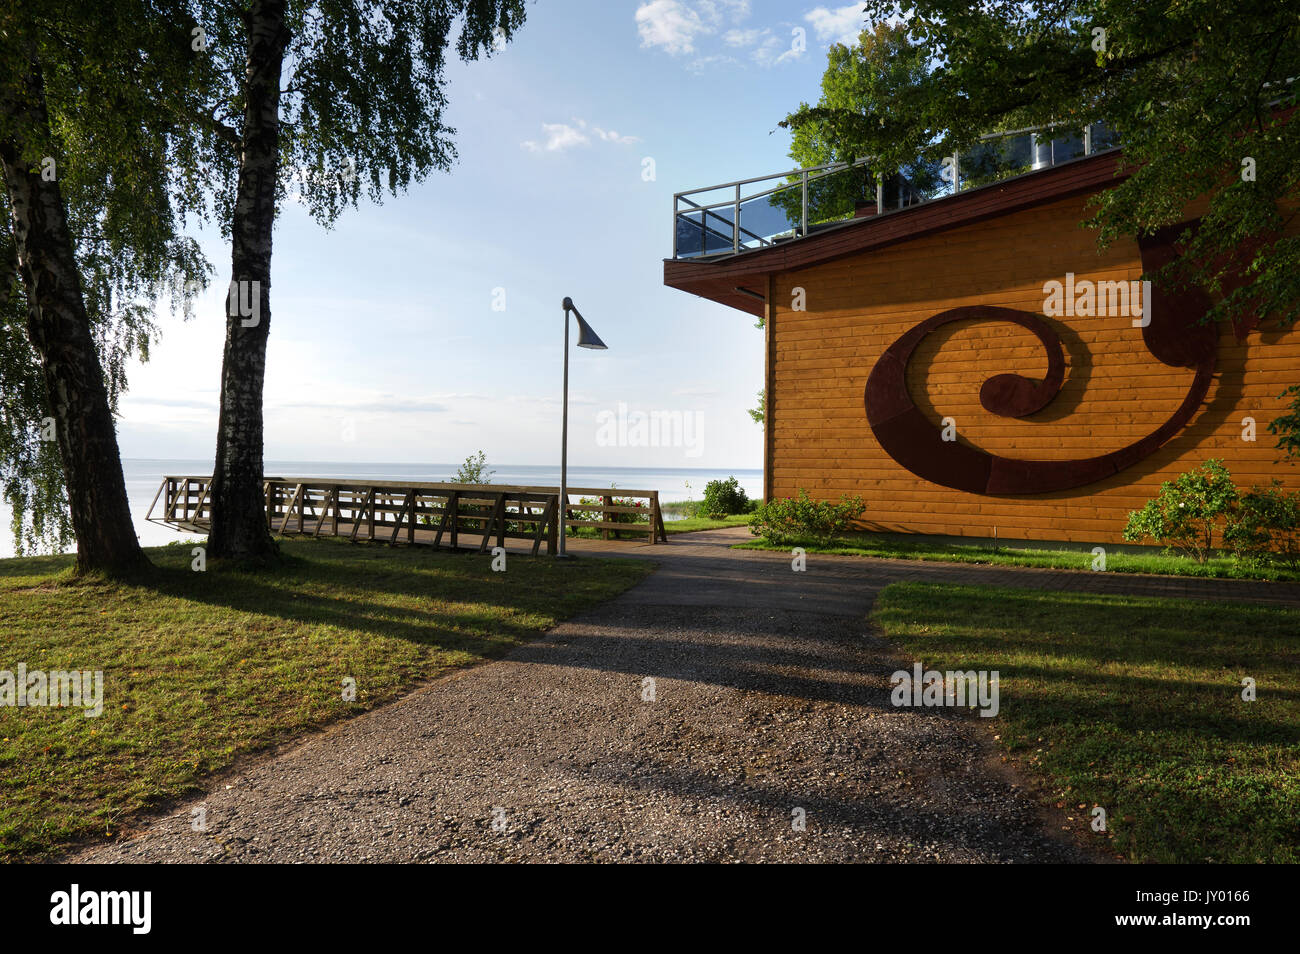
[186,0,528,561]
[0,1,208,570]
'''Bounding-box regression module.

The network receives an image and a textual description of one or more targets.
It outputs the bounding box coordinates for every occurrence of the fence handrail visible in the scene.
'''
[157,476,665,498]
[672,156,870,202]
[147,476,667,549]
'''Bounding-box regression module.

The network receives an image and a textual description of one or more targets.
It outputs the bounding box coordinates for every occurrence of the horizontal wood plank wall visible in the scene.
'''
[770,192,1300,543]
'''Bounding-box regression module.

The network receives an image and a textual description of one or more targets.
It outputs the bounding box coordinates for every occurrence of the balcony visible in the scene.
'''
[671,122,1119,261]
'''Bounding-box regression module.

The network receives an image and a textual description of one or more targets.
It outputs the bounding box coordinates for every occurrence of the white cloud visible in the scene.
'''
[635,0,708,55]
[521,122,590,153]
[521,118,640,154]
[592,126,641,146]
[685,53,739,73]
[722,27,763,47]
[717,24,804,67]
[274,396,449,414]
[751,31,805,67]
[699,1,752,27]
[653,4,802,70]
[805,4,866,47]
[637,0,755,56]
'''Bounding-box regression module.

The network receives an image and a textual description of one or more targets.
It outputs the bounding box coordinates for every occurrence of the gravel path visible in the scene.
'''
[72,529,1292,864]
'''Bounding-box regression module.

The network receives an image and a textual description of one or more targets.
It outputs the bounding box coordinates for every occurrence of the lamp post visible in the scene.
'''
[558,296,607,558]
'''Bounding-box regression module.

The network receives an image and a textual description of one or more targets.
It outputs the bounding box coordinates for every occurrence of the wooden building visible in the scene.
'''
[665,146,1299,544]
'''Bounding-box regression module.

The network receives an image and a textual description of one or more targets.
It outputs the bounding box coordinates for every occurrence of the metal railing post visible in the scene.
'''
[672,194,678,259]
[733,184,741,253]
[952,151,960,194]
[801,171,808,236]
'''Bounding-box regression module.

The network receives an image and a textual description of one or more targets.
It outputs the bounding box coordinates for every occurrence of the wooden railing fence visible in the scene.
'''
[147,476,667,554]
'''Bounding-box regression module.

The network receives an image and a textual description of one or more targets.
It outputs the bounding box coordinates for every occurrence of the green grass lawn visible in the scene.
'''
[0,538,652,860]
[873,582,1300,863]
[739,532,1300,581]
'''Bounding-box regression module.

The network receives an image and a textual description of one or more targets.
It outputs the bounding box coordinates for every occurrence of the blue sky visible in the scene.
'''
[117,0,869,469]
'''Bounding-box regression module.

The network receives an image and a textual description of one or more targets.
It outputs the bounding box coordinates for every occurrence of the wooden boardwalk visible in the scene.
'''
[147,476,668,556]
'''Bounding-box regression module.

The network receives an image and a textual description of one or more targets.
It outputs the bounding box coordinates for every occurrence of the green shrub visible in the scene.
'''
[1224,482,1300,568]
[1123,460,1300,568]
[748,489,864,545]
[699,476,749,518]
[451,450,494,484]
[419,451,496,527]
[1122,459,1238,563]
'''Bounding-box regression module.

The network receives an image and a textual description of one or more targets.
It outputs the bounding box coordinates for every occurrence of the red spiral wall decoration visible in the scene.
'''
[863,221,1223,495]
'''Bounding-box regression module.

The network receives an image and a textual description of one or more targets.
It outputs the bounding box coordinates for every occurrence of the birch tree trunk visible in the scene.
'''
[207,0,288,561]
[0,44,147,574]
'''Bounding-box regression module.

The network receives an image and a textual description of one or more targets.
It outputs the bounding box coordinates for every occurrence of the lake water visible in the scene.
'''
[2,459,764,558]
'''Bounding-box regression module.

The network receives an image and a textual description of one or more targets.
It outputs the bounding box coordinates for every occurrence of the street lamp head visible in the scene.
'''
[575,314,607,350]
[563,296,608,350]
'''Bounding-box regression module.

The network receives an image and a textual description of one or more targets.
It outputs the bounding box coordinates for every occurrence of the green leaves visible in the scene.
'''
[749,488,865,546]
[1125,460,1300,568]
[698,476,749,518]
[1223,482,1300,568]
[0,2,213,555]
[1123,459,1237,563]
[450,450,494,485]
[782,21,940,189]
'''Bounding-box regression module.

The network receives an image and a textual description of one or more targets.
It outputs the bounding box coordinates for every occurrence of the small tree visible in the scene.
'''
[699,477,749,517]
[1122,460,1238,562]
[1224,483,1300,568]
[451,451,493,485]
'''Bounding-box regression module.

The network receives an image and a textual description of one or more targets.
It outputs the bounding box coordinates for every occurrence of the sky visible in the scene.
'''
[116,0,871,470]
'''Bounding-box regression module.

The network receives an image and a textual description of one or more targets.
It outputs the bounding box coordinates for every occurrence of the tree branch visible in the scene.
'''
[184,102,242,148]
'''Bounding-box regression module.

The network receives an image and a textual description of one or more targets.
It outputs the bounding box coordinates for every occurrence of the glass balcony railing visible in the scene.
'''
[671,122,1118,260]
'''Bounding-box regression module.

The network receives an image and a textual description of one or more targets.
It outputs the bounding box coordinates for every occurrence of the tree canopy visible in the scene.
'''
[782,20,941,214]
[0,1,209,555]
[785,1,1300,450]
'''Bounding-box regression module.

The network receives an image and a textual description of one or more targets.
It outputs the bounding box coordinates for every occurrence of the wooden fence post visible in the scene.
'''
[449,492,459,550]
[547,495,559,555]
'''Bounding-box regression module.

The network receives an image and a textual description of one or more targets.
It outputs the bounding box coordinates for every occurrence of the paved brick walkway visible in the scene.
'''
[567,526,1300,610]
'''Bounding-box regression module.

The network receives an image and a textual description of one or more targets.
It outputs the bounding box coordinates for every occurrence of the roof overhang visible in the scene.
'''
[663,150,1130,319]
